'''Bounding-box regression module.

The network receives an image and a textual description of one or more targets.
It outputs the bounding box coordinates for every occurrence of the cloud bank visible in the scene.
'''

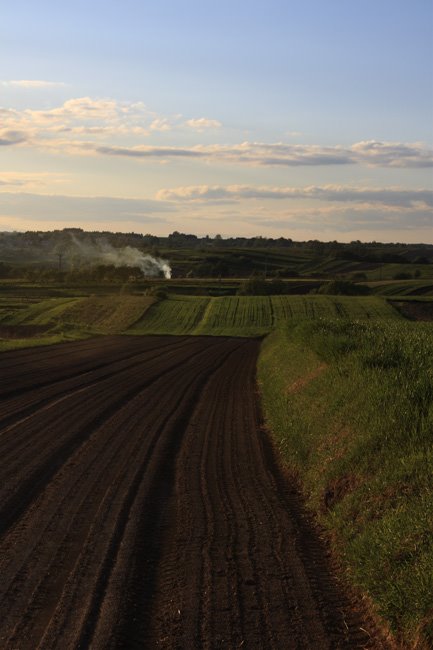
[0,193,172,223]
[157,184,433,208]
[63,140,433,168]
[1,97,222,141]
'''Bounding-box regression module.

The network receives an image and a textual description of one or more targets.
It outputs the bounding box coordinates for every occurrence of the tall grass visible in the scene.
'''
[258,319,433,646]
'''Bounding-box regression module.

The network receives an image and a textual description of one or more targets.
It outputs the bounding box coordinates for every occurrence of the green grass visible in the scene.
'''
[258,320,433,646]
[0,333,71,352]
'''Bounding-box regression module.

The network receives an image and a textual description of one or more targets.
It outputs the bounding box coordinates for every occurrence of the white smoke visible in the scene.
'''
[68,235,172,279]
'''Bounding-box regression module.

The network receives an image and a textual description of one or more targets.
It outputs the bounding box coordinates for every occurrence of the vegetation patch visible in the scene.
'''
[0,297,80,326]
[258,320,433,646]
[128,295,210,335]
[58,295,155,333]
[316,279,371,295]
[127,294,400,337]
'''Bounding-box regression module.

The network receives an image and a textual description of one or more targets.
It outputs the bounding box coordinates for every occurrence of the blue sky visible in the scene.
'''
[1,0,432,241]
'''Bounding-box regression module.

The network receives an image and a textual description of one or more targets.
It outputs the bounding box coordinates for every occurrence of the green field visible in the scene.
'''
[369,280,433,296]
[0,294,155,350]
[129,294,400,337]
[128,295,210,335]
[0,292,401,346]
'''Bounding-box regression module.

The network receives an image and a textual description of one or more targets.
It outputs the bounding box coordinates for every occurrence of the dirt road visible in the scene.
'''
[0,336,389,648]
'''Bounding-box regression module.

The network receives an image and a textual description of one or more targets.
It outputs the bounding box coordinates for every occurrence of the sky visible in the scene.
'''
[1,0,432,242]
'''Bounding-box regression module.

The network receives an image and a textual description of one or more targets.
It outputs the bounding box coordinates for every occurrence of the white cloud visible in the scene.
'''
[184,118,222,131]
[150,118,173,132]
[2,80,66,88]
[0,97,223,145]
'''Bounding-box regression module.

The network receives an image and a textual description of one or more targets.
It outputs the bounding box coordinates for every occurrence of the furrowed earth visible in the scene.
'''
[0,336,391,649]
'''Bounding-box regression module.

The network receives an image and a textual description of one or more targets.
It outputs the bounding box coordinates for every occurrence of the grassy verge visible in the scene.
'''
[0,333,72,352]
[258,320,433,646]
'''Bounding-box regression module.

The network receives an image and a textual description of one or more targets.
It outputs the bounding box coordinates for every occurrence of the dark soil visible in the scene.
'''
[0,336,392,648]
[0,324,51,338]
[390,300,433,321]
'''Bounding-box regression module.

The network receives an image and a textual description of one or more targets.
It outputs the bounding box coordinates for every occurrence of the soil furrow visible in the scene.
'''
[5,350,229,649]
[0,336,194,432]
[0,335,392,650]
[0,338,226,535]
[0,335,188,400]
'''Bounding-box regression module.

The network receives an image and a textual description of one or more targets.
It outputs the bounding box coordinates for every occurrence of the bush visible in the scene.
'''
[145,286,168,299]
[393,272,412,280]
[318,280,371,296]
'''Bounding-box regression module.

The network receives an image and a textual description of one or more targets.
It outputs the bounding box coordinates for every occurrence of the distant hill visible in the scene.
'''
[0,228,432,282]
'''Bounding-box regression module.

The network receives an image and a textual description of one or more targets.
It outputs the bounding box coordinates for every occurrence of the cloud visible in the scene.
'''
[0,129,28,146]
[77,140,432,168]
[1,97,223,144]
[25,97,120,122]
[156,184,433,208]
[0,172,69,190]
[2,80,66,88]
[351,140,433,168]
[0,192,173,223]
[184,118,222,131]
[150,118,173,132]
[94,144,204,158]
[2,96,431,168]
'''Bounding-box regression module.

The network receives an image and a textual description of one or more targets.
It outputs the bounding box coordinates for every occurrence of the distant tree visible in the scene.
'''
[318,280,371,296]
[393,272,412,280]
[350,272,368,281]
[0,262,11,278]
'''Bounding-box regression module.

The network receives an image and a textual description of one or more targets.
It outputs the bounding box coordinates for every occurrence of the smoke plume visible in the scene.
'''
[68,235,172,278]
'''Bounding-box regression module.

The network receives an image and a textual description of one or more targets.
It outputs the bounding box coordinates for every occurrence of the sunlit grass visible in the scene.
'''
[258,319,433,645]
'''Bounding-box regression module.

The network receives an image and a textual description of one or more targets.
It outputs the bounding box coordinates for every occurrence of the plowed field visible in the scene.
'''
[0,336,389,649]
